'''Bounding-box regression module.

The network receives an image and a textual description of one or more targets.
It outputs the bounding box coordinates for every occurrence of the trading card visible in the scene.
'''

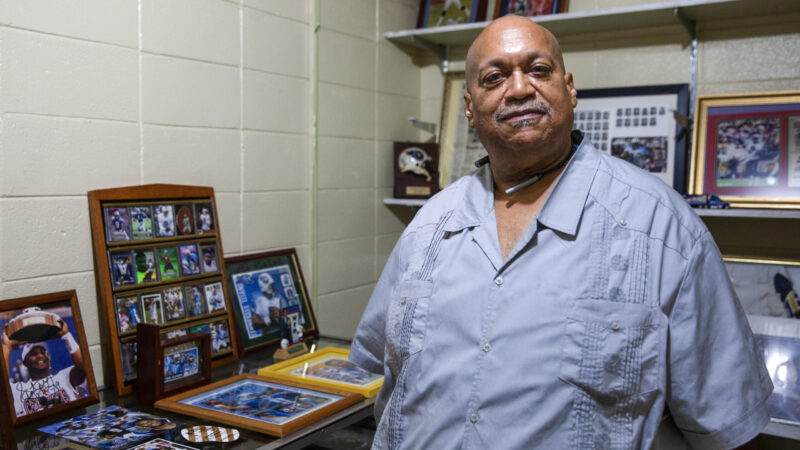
[204,282,226,313]
[105,207,132,242]
[130,206,154,240]
[199,244,219,273]
[188,323,209,334]
[120,340,138,381]
[164,342,200,383]
[163,328,187,339]
[134,248,159,283]
[141,293,164,324]
[162,287,186,321]
[194,203,214,235]
[153,204,176,238]
[184,285,207,318]
[157,246,180,280]
[175,204,195,236]
[115,295,142,335]
[109,251,137,287]
[209,319,231,354]
[178,243,201,276]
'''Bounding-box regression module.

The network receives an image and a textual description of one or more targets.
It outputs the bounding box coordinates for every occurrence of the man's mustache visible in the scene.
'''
[494,101,552,122]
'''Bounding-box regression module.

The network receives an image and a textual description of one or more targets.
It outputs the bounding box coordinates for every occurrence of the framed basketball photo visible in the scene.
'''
[0,290,98,427]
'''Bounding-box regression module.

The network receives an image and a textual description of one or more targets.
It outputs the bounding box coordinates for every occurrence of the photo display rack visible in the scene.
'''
[88,184,239,396]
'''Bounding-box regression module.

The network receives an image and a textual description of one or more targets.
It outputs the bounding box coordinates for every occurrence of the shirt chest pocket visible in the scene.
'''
[558,300,666,402]
[385,280,434,364]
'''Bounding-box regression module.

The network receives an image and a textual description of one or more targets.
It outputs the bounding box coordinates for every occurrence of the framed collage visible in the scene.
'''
[88,184,238,396]
[224,249,319,355]
[690,90,800,208]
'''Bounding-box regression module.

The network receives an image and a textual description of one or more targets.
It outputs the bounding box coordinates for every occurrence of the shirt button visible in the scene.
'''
[619,218,628,226]
[470,412,479,423]
[400,297,406,305]
[611,322,620,331]
[482,342,491,352]
[494,276,503,286]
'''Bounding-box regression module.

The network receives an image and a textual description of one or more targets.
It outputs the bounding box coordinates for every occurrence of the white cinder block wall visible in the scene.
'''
[0,0,424,388]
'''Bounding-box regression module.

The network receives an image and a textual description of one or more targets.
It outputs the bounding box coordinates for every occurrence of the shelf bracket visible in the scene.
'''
[674,7,696,41]
[412,35,449,73]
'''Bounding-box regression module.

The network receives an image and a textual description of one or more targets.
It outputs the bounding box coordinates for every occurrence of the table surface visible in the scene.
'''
[3,338,376,450]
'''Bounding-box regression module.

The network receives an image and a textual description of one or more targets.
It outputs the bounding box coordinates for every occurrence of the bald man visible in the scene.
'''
[351,16,771,449]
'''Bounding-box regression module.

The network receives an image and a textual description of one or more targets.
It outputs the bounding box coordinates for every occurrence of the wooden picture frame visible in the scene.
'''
[88,184,239,396]
[258,347,384,398]
[576,84,690,193]
[494,0,562,18]
[0,290,99,427]
[689,90,800,208]
[418,0,488,28]
[224,249,319,355]
[136,323,212,406]
[154,373,363,437]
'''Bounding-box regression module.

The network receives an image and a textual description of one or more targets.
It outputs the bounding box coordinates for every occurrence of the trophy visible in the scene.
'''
[5,307,62,343]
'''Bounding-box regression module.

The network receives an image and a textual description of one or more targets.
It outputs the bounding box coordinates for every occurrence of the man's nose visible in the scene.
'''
[507,69,536,100]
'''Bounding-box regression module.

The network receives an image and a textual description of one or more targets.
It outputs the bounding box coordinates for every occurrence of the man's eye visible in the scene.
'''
[483,73,502,84]
[531,65,552,75]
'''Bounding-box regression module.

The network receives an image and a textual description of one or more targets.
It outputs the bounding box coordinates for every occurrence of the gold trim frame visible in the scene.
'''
[690,90,800,208]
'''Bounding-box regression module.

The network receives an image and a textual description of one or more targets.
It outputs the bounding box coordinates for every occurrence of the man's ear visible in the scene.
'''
[464,92,474,128]
[565,72,577,108]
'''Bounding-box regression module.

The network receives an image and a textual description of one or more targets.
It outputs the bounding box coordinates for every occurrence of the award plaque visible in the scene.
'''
[393,142,440,199]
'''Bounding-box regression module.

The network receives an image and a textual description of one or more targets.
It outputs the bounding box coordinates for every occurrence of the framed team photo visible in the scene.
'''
[199,243,220,274]
[115,295,143,336]
[690,90,800,208]
[153,204,176,237]
[258,347,383,397]
[109,250,137,288]
[178,243,201,277]
[418,0,487,28]
[224,249,319,355]
[0,290,98,426]
[157,246,180,280]
[154,374,362,437]
[183,285,208,318]
[141,293,165,325]
[174,204,195,236]
[204,282,226,313]
[130,206,154,240]
[105,207,132,242]
[194,203,215,235]
[134,248,159,283]
[162,287,187,322]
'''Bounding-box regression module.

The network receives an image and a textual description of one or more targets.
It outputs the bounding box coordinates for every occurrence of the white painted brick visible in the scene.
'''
[376,232,401,279]
[700,33,800,84]
[90,344,106,389]
[215,192,242,255]
[318,137,375,189]
[242,192,310,249]
[376,140,395,189]
[319,83,376,139]
[379,0,419,35]
[319,30,376,90]
[243,70,309,134]
[420,64,444,100]
[243,131,310,191]
[318,189,375,242]
[1,198,94,281]
[142,125,241,191]
[318,237,375,294]
[143,0,239,66]
[378,42,419,96]
[244,8,309,77]
[377,187,415,234]
[595,42,688,88]
[321,0,376,41]
[244,0,309,23]
[317,284,374,339]
[143,54,240,128]
[1,115,139,196]
[1,28,137,121]
[0,0,137,47]
[377,93,421,141]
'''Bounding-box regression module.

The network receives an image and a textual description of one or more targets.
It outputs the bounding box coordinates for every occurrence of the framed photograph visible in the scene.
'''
[134,248,159,284]
[141,293,165,325]
[178,243,201,277]
[162,287,187,322]
[184,285,208,318]
[575,84,690,192]
[105,207,132,242]
[417,0,488,28]
[109,250,137,288]
[690,90,800,208]
[195,203,215,235]
[439,72,488,188]
[0,290,98,427]
[157,246,180,281]
[153,204,176,237]
[115,295,143,336]
[724,256,800,319]
[38,405,180,449]
[174,204,195,236]
[130,206,154,240]
[155,374,362,437]
[136,324,211,406]
[199,243,220,273]
[495,0,561,18]
[225,249,319,355]
[258,347,383,397]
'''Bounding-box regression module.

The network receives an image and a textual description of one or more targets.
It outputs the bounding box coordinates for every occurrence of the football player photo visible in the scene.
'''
[153,205,176,238]
[109,251,137,288]
[199,244,219,274]
[195,203,214,235]
[105,207,131,242]
[115,296,142,335]
[157,247,180,281]
[178,244,201,277]
[175,204,195,236]
[134,248,159,283]
[130,206,154,240]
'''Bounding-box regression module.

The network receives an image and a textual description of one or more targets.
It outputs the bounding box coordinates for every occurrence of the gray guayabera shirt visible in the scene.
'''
[350,136,773,449]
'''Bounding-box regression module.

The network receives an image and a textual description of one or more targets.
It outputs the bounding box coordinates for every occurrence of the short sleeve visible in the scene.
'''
[349,235,405,375]
[667,232,773,449]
